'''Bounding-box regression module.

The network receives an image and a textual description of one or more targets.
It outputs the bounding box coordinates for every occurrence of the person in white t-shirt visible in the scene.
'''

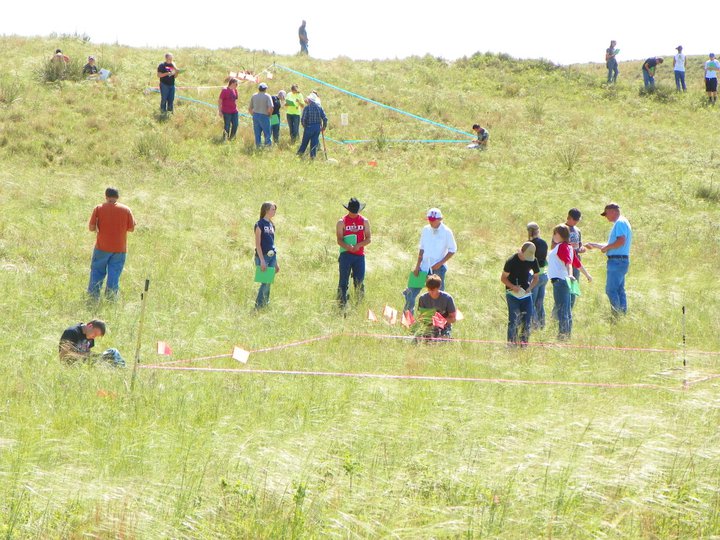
[673,45,687,92]
[402,207,457,314]
[705,53,719,105]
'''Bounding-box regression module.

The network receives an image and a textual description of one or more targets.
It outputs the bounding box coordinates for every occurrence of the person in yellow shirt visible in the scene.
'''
[285,84,305,143]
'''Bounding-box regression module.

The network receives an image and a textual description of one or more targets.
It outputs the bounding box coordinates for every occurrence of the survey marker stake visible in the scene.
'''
[131,279,150,391]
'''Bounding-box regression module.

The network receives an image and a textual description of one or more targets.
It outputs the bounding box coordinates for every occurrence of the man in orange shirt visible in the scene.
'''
[88,187,136,300]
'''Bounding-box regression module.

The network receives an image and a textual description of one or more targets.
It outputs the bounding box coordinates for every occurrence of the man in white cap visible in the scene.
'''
[402,208,457,314]
[248,82,274,148]
[297,92,327,159]
[501,242,540,346]
[586,202,632,316]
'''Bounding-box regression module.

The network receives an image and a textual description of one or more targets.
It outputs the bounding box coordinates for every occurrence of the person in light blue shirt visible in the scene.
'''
[586,203,632,316]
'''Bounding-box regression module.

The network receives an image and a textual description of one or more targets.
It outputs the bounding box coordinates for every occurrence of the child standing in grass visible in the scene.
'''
[254,202,279,309]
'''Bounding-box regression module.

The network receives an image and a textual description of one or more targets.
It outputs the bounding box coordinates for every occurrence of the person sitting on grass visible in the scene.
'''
[470,124,489,149]
[59,319,125,367]
[417,274,457,339]
[83,56,98,76]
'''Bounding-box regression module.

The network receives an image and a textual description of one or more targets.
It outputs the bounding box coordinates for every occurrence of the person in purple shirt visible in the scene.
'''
[218,78,239,140]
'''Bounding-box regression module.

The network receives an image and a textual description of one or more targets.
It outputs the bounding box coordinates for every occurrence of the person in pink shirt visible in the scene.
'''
[218,78,239,140]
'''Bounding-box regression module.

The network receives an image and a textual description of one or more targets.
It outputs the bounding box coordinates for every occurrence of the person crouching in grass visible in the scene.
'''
[417,274,457,339]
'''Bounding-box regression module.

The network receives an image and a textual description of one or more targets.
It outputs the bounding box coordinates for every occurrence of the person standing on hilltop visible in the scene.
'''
[605,40,619,83]
[336,198,371,308]
[673,46,687,92]
[88,188,136,301]
[157,53,179,114]
[704,53,720,105]
[299,20,309,55]
[642,56,663,90]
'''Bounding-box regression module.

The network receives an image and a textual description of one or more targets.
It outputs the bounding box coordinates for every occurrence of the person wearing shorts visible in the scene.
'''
[705,53,719,105]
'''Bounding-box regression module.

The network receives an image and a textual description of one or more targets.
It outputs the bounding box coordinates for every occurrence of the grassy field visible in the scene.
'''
[1,35,720,538]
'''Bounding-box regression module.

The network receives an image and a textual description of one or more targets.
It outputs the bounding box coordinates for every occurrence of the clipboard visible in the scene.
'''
[339,234,357,253]
[407,270,428,288]
[254,265,276,284]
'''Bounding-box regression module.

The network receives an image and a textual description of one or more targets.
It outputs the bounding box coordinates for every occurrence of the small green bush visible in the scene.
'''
[0,78,23,106]
[37,57,86,83]
[134,133,171,161]
[556,143,581,171]
[695,182,720,202]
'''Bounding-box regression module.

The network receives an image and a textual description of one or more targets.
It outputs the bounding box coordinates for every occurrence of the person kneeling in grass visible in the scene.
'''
[58,319,125,367]
[417,274,457,339]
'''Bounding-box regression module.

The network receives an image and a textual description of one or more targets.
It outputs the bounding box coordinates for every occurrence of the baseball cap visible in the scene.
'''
[676,45,683,51]
[258,82,268,90]
[521,242,536,262]
[427,208,443,221]
[711,53,717,58]
[600,202,620,216]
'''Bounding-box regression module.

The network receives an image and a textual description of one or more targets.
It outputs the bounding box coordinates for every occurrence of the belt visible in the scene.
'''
[607,255,628,260]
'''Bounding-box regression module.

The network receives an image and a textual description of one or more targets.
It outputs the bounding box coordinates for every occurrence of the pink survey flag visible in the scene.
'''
[232,346,250,364]
[455,309,465,321]
[367,309,378,322]
[432,312,447,329]
[156,341,173,356]
[401,310,415,328]
[383,305,398,325]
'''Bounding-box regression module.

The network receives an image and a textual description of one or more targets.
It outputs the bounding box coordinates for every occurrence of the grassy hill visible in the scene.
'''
[1,35,720,538]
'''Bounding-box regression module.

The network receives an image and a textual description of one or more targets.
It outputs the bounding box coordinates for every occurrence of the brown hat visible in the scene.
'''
[600,202,620,216]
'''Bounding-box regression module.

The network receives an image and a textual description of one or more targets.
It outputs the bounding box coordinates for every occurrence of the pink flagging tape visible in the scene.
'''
[685,373,720,387]
[147,335,334,367]
[346,333,720,356]
[139,364,676,391]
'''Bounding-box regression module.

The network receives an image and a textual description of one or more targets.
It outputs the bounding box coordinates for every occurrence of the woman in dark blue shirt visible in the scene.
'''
[254,202,278,308]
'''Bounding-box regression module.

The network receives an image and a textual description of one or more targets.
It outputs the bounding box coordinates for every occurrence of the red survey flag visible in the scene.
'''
[383,305,398,325]
[401,310,415,328]
[156,341,173,355]
[232,346,250,364]
[367,309,378,322]
[432,312,447,329]
[455,309,464,321]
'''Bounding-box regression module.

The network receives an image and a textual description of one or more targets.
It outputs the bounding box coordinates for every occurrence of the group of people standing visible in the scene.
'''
[605,41,720,102]
[216,78,328,156]
[502,204,632,346]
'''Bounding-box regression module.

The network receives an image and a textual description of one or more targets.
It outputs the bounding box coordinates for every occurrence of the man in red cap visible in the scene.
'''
[402,207,457,314]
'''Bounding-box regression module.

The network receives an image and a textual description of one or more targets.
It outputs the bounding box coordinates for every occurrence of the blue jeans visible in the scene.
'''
[507,294,533,344]
[88,248,127,299]
[642,70,655,89]
[297,124,322,158]
[252,113,272,147]
[403,264,447,314]
[254,254,276,308]
[607,60,618,83]
[160,84,175,112]
[674,70,686,91]
[531,273,548,329]
[271,116,280,143]
[337,252,365,306]
[606,258,629,314]
[287,114,301,142]
[552,278,572,338]
[223,112,238,139]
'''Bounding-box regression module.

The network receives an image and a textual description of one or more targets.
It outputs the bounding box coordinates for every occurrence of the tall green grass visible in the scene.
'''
[1,36,720,538]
